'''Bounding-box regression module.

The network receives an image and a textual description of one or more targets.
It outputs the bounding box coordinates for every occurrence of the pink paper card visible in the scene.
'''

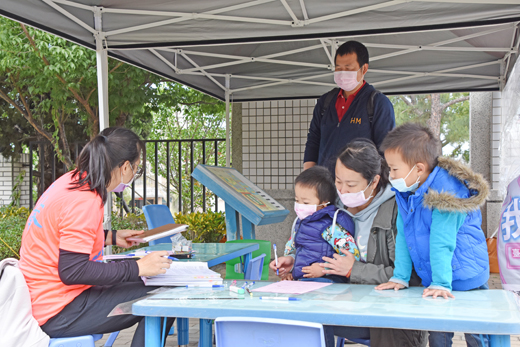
[252,281,332,295]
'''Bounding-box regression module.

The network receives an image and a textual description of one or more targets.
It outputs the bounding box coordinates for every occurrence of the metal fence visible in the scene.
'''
[28,139,226,213]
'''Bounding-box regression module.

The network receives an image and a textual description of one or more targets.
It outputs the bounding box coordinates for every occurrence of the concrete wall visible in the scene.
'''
[0,154,31,208]
[469,92,502,237]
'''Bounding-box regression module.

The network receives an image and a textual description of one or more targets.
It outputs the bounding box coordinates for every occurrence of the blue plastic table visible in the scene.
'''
[123,243,258,346]
[123,242,259,268]
[133,280,520,347]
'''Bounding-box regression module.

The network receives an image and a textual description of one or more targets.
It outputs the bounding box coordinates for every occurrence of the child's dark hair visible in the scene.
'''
[69,127,144,204]
[380,123,441,170]
[337,138,389,192]
[295,166,337,204]
[335,41,369,67]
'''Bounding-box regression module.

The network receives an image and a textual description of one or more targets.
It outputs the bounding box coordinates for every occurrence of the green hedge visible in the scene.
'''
[0,207,227,260]
[0,206,29,259]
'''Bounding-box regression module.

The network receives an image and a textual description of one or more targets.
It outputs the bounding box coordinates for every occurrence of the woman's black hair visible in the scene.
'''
[294,166,337,204]
[69,127,144,204]
[336,138,389,192]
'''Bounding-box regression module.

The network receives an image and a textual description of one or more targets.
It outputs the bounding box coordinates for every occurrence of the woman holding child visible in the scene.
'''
[271,123,490,347]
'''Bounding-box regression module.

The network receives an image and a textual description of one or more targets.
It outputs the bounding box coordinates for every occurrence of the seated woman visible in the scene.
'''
[19,127,174,347]
[270,138,427,347]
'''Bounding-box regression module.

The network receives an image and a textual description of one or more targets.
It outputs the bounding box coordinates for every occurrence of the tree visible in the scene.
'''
[142,84,227,213]
[0,17,165,194]
[389,93,470,161]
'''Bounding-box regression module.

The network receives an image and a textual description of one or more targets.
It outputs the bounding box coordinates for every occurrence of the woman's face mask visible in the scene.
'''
[337,180,374,208]
[112,163,142,193]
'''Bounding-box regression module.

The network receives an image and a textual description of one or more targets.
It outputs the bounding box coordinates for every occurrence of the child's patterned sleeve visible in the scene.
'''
[284,238,295,257]
[322,224,360,261]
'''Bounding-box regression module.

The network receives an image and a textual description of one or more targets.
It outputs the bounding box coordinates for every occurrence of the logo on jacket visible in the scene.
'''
[502,197,520,241]
[350,117,361,124]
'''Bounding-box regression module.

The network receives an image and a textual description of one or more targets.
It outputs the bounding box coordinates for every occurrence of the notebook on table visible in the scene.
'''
[126,223,188,243]
[142,261,223,286]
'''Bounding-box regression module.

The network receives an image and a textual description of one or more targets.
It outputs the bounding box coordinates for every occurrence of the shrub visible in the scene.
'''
[174,211,226,243]
[0,206,29,259]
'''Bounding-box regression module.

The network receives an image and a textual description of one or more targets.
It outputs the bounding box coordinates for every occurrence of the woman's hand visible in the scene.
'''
[375,281,405,291]
[302,263,324,278]
[422,288,455,299]
[136,251,172,277]
[269,256,294,277]
[115,229,144,248]
[319,249,356,277]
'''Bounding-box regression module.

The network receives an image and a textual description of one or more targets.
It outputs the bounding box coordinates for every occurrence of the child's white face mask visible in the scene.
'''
[294,202,329,220]
[389,165,421,192]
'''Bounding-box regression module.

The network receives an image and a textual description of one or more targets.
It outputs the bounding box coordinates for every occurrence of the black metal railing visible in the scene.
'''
[28,139,226,213]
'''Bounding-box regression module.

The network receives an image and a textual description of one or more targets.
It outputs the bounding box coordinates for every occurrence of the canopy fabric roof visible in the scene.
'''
[1,0,520,101]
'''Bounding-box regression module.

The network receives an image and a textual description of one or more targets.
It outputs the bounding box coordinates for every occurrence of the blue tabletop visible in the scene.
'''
[133,280,520,335]
[120,243,259,268]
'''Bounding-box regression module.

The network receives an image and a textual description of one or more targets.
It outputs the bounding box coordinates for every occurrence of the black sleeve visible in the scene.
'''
[371,93,396,150]
[58,249,141,286]
[303,95,325,164]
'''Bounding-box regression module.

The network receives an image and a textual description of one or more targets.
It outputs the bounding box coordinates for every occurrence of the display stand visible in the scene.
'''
[191,165,289,240]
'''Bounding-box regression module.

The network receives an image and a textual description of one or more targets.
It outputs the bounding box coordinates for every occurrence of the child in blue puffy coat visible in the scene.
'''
[282,166,359,283]
[376,123,490,347]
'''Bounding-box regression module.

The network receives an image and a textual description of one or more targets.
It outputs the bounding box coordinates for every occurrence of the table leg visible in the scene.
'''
[490,335,511,347]
[145,316,162,347]
[199,319,213,347]
[177,318,189,346]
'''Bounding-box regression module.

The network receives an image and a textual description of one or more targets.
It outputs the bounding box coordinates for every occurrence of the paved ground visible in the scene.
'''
[95,270,519,347]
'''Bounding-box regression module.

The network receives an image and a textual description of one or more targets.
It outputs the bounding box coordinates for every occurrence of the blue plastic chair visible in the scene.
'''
[244,253,266,280]
[143,204,177,245]
[49,334,103,347]
[336,337,371,346]
[215,317,326,347]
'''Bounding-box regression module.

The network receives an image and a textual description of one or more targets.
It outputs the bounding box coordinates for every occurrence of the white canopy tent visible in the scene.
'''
[1,0,520,166]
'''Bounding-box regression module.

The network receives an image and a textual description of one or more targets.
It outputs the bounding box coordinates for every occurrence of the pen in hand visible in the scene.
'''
[273,244,279,276]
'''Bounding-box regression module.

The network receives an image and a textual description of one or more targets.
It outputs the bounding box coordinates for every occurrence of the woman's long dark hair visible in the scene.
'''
[69,127,144,204]
[336,138,389,192]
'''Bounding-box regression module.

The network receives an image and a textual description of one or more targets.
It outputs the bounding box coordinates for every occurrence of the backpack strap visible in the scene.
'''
[319,87,340,117]
[367,89,381,126]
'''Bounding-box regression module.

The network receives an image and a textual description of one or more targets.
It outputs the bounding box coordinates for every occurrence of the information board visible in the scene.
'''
[191,165,289,230]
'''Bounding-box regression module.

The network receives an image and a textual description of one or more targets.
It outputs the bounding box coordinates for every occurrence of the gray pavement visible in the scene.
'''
[95,271,519,347]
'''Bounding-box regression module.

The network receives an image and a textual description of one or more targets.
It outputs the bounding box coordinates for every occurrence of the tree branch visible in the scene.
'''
[441,96,469,111]
[20,24,97,125]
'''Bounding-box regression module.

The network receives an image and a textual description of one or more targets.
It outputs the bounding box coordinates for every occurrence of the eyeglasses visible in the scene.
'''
[133,165,143,180]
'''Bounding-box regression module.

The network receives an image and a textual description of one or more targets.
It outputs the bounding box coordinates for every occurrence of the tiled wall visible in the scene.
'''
[0,154,30,207]
[241,99,316,190]
[491,91,501,191]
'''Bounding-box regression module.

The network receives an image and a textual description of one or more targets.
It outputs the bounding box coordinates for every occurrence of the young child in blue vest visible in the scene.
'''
[375,123,490,347]
[283,165,359,283]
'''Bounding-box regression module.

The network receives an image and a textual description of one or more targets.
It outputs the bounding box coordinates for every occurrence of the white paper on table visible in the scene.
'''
[251,281,332,295]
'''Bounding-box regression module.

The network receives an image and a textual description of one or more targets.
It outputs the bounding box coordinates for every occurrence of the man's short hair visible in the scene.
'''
[295,166,337,204]
[380,123,441,170]
[335,41,369,67]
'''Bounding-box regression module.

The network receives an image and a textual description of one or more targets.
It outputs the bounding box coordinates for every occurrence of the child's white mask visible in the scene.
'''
[389,165,421,193]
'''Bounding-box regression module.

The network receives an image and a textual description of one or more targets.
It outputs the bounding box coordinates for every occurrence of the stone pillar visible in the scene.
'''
[232,103,242,173]
[0,154,30,208]
[469,92,501,236]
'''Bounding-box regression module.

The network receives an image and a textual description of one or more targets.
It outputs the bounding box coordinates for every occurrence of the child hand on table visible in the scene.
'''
[375,281,406,291]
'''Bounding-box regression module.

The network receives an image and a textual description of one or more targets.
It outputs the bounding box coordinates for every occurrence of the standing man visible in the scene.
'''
[303,41,395,173]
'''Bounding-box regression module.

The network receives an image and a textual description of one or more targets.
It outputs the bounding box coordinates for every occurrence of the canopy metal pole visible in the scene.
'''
[225,75,231,167]
[95,7,112,253]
